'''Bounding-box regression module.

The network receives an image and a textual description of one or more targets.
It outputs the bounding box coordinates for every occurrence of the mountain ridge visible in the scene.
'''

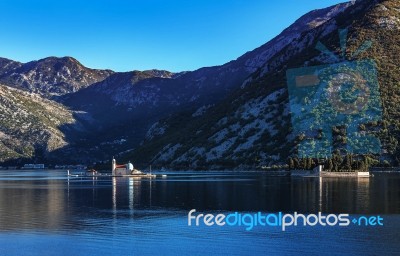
[1,0,399,168]
[123,0,400,169]
[0,56,114,97]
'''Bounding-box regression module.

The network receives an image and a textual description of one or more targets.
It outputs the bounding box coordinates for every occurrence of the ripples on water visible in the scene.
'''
[0,170,399,255]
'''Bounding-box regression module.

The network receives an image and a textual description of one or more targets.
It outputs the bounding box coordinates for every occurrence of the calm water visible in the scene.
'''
[0,170,399,255]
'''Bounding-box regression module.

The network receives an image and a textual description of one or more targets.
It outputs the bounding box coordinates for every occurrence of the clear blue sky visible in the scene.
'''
[0,0,347,72]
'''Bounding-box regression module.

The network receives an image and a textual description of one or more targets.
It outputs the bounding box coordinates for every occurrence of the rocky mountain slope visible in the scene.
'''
[0,57,113,97]
[125,0,400,169]
[1,0,399,167]
[0,84,80,162]
[55,1,354,164]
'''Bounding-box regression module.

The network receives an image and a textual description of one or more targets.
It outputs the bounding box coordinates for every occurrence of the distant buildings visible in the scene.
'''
[22,164,45,169]
[54,164,87,170]
[0,164,87,170]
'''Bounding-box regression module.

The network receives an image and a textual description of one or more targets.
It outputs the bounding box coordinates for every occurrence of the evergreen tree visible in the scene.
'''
[328,159,333,172]
[288,158,295,170]
[302,158,307,170]
[345,154,352,171]
[294,158,300,169]
[359,160,365,171]
[334,162,339,172]
[364,156,369,171]
[308,158,314,170]
[332,152,342,172]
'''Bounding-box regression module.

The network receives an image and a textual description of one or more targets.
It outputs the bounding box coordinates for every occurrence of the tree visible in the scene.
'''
[308,158,314,170]
[327,159,333,172]
[288,158,295,170]
[383,160,390,167]
[345,154,352,171]
[359,160,366,171]
[333,162,339,172]
[332,150,342,172]
[302,158,307,170]
[293,158,300,169]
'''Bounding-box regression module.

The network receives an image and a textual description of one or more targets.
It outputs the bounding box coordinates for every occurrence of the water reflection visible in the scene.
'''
[112,177,117,215]
[0,178,67,231]
[290,176,374,213]
[0,170,399,232]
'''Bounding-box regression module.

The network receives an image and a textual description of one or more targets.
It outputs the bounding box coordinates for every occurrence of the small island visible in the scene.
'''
[287,151,377,177]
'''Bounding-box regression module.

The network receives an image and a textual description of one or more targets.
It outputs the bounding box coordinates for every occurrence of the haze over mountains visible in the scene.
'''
[0,0,399,168]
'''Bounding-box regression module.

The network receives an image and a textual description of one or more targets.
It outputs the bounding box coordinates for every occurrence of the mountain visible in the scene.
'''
[1,0,398,167]
[0,83,81,163]
[124,0,400,169]
[235,1,353,74]
[0,57,113,97]
[55,1,354,164]
[0,0,362,165]
[0,58,22,76]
